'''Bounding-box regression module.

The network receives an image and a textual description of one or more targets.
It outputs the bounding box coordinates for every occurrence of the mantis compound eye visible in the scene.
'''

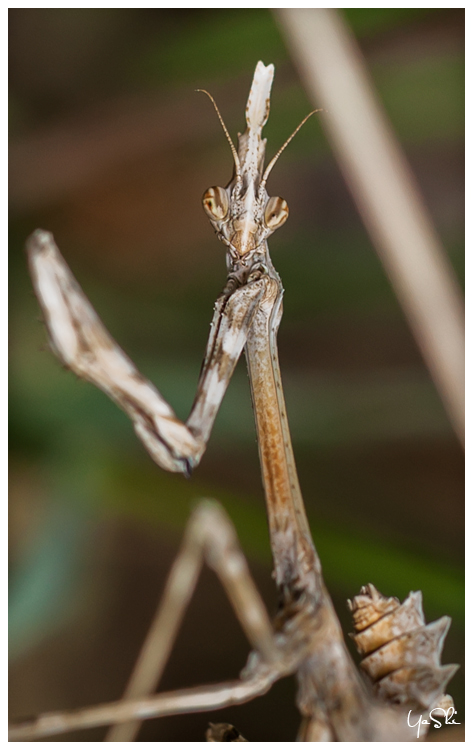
[202,186,229,221]
[264,196,289,229]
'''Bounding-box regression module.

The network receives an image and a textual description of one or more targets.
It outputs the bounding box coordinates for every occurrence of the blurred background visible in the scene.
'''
[9,8,464,741]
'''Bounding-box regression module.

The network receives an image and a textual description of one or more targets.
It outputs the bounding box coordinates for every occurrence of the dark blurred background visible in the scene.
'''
[9,8,464,741]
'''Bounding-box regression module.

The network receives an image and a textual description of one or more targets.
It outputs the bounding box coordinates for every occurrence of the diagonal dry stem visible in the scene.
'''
[276,8,465,445]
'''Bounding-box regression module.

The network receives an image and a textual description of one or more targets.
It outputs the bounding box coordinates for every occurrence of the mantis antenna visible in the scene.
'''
[197,89,242,181]
[260,109,322,189]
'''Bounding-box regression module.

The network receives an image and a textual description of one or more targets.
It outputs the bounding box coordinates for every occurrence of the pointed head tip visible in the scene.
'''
[255,60,274,74]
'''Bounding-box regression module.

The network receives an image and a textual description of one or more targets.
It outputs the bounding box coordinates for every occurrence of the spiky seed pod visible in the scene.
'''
[348,584,458,713]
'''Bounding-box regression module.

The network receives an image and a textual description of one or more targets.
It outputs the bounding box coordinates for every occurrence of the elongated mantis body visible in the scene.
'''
[10,62,456,742]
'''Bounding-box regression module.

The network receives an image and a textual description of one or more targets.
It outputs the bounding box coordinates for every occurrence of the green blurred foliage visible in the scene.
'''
[342,8,432,36]
[130,9,288,89]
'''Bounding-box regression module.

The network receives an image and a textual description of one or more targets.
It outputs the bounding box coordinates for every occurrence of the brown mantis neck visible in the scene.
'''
[244,273,322,602]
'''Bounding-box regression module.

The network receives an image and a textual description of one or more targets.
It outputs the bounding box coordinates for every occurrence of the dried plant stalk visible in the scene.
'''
[276,8,465,445]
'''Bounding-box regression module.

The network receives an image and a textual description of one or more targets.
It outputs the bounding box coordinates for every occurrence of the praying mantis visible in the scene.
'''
[10,61,457,742]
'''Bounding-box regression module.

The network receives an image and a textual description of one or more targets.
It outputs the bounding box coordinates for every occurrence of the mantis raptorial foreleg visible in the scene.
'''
[27,230,269,475]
